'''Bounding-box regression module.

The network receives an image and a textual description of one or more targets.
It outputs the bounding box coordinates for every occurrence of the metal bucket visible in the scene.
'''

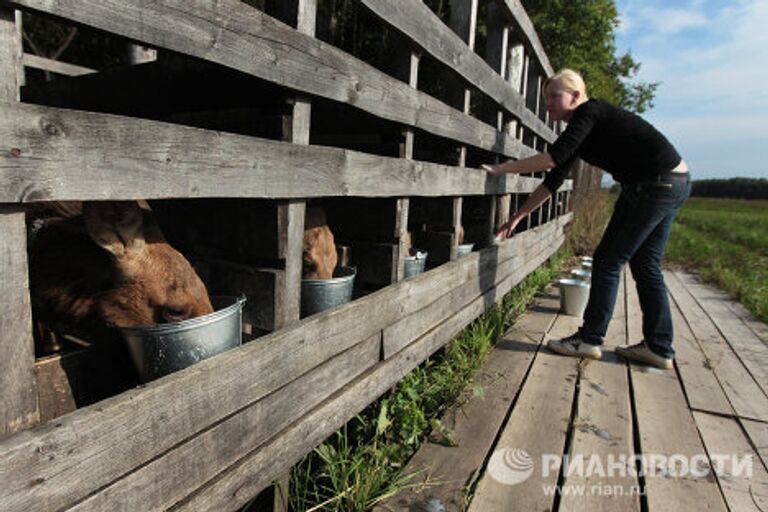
[557,279,590,317]
[119,296,245,383]
[580,256,593,264]
[404,251,428,278]
[581,260,593,271]
[301,266,356,317]
[456,243,475,258]
[570,268,592,283]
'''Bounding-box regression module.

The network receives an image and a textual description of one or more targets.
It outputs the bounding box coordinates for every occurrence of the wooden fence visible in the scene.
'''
[0,0,572,510]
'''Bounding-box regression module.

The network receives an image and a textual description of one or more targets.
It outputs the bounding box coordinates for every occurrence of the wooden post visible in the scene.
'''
[0,7,39,436]
[265,2,316,509]
[392,33,419,281]
[485,2,510,231]
[126,44,157,65]
[447,0,477,258]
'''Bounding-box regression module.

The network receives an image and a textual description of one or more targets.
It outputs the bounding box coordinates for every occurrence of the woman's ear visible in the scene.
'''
[570,89,582,105]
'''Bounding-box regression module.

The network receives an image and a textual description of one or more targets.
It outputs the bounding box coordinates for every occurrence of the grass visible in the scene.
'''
[665,197,768,322]
[280,249,570,512]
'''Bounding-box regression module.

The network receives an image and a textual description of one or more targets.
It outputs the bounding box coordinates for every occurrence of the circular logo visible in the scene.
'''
[487,447,534,485]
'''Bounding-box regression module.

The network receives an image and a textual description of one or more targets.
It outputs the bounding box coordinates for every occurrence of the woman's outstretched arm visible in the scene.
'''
[481,153,556,176]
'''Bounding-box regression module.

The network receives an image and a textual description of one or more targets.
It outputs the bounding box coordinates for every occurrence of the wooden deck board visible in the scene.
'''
[665,271,768,422]
[675,271,768,399]
[467,313,582,511]
[559,273,641,511]
[741,419,768,472]
[626,273,728,511]
[378,270,767,511]
[663,272,734,417]
[373,292,560,512]
[693,411,768,511]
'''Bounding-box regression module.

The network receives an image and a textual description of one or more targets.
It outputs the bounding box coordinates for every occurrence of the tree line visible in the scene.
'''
[690,178,768,200]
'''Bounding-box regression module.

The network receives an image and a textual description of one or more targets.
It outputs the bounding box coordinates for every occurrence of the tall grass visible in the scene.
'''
[282,250,570,512]
[565,188,614,256]
[665,197,768,322]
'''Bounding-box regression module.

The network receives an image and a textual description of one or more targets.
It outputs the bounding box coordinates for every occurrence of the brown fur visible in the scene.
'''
[303,207,338,280]
[29,201,213,345]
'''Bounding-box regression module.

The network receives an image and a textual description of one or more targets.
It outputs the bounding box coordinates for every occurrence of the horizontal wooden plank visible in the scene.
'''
[171,229,565,511]
[383,224,558,357]
[22,53,95,76]
[0,101,572,202]
[360,0,554,143]
[0,216,567,512]
[8,0,537,159]
[68,333,382,512]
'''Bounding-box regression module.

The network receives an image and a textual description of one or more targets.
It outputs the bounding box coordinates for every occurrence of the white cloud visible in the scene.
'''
[615,0,768,177]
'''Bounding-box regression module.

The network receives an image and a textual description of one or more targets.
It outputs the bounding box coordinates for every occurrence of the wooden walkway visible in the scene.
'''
[376,270,768,511]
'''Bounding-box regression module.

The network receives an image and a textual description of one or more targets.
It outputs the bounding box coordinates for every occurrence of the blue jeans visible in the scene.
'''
[579,173,691,358]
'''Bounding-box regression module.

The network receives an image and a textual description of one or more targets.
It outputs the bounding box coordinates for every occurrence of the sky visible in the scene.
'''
[612,0,768,180]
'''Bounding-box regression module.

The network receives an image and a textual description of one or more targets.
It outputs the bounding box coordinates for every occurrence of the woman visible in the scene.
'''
[482,69,690,369]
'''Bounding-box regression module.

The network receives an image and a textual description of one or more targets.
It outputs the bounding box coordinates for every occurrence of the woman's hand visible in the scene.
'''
[481,163,506,176]
[497,216,522,239]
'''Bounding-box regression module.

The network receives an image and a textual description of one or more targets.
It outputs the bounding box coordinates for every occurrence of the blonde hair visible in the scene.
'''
[543,68,588,97]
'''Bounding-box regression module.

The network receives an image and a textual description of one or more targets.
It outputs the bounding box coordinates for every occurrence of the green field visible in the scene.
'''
[665,197,768,322]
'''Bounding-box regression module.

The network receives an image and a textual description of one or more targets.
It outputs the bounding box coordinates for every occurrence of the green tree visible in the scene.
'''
[522,0,657,113]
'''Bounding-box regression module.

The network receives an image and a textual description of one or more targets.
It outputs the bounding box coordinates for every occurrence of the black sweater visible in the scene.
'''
[543,99,682,193]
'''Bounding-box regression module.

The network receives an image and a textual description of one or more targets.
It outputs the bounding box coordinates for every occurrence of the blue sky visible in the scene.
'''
[613,0,767,179]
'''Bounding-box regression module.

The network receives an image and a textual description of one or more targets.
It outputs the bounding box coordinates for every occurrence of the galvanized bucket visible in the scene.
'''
[119,295,245,383]
[570,268,592,283]
[404,251,428,278]
[456,243,475,258]
[557,279,590,317]
[301,266,356,317]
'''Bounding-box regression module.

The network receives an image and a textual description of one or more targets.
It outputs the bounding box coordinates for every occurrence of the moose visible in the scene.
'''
[303,206,338,280]
[28,201,214,354]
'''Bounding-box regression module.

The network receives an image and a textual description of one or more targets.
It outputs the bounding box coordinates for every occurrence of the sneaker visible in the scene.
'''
[615,342,673,370]
[547,332,602,360]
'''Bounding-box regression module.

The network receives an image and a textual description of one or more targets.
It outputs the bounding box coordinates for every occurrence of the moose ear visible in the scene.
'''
[83,201,146,258]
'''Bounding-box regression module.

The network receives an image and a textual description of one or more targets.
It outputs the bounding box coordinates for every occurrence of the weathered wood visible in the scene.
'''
[665,271,768,422]
[676,271,768,398]
[693,411,768,512]
[725,300,768,346]
[360,0,554,143]
[626,274,728,512]
[741,419,768,471]
[0,8,38,437]
[383,228,557,358]
[664,272,734,417]
[0,217,568,512]
[171,225,565,511]
[0,207,40,436]
[67,334,381,512]
[497,0,554,77]
[559,275,641,512]
[197,258,280,333]
[467,313,581,511]
[375,311,556,511]
[22,53,96,76]
[0,101,570,203]
[276,201,305,329]
[8,0,536,160]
